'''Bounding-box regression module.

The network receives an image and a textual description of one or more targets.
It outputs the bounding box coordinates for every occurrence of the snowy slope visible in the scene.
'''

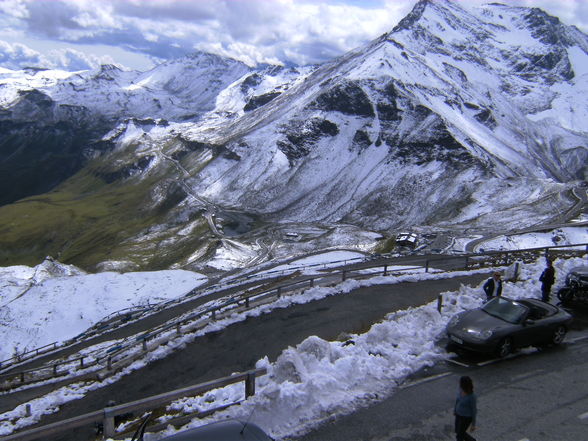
[0,258,207,361]
[0,0,586,272]
[174,0,587,233]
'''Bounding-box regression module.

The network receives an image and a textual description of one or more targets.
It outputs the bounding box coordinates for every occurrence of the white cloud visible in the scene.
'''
[0,39,116,71]
[0,0,586,71]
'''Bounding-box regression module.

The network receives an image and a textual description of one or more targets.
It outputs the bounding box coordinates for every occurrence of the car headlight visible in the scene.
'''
[466,328,493,340]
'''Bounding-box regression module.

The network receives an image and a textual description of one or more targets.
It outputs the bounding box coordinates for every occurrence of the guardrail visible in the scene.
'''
[1,243,586,390]
[1,367,267,441]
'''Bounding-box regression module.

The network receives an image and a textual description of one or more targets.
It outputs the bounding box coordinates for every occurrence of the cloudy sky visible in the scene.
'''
[0,0,587,72]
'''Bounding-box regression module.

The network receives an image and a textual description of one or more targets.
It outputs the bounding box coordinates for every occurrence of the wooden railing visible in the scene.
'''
[1,367,267,441]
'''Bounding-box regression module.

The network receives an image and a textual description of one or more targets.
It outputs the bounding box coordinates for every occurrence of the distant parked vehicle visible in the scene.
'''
[132,418,273,441]
[557,266,588,305]
[446,297,573,358]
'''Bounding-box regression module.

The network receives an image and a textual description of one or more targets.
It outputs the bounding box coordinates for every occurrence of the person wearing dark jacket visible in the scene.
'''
[454,376,477,441]
[539,259,556,302]
[483,271,502,300]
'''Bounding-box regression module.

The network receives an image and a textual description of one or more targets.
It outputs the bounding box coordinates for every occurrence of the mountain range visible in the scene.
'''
[0,0,586,274]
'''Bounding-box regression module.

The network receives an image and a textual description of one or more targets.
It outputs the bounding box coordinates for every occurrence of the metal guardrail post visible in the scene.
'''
[142,340,147,351]
[342,271,346,281]
[277,287,282,298]
[245,372,256,398]
[53,365,57,376]
[80,357,84,369]
[464,257,468,270]
[107,357,112,370]
[437,295,443,313]
[103,406,116,438]
[310,278,314,287]
[245,297,250,307]
[383,265,388,276]
[425,260,429,273]
[176,324,181,335]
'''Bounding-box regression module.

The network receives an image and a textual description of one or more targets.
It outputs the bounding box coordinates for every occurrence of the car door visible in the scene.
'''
[518,307,556,346]
[508,310,544,348]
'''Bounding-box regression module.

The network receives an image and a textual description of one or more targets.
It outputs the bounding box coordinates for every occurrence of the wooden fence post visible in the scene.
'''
[464,257,469,270]
[107,357,112,370]
[437,294,443,313]
[383,265,388,276]
[53,365,58,376]
[310,279,314,288]
[425,260,429,273]
[80,357,84,369]
[245,297,250,307]
[342,271,346,281]
[142,340,147,351]
[277,287,282,298]
[176,324,181,335]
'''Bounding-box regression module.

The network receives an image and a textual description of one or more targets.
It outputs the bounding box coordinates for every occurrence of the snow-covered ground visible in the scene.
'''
[473,226,588,252]
[0,260,208,362]
[1,251,586,440]
[256,250,366,276]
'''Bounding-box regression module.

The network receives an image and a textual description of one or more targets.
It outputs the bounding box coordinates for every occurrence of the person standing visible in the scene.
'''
[483,271,502,301]
[454,375,477,441]
[539,259,556,302]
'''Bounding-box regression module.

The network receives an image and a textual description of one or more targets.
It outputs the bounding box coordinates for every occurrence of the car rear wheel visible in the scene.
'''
[552,325,567,345]
[496,338,512,358]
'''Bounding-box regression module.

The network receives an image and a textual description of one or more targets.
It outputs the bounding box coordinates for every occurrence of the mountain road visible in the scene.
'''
[4,273,489,441]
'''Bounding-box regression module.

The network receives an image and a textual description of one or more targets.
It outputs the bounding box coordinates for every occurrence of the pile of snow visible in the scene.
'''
[0,261,207,361]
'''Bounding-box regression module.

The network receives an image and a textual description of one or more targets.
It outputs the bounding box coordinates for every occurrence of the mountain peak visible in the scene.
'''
[392,0,431,33]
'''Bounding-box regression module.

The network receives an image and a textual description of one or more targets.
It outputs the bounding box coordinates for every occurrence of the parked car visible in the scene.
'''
[557,266,588,305]
[132,418,273,441]
[446,297,573,358]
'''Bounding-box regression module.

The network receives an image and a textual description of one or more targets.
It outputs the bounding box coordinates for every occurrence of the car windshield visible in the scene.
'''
[482,297,528,324]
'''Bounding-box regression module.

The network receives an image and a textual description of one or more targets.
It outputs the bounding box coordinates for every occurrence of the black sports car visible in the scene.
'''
[446,297,573,358]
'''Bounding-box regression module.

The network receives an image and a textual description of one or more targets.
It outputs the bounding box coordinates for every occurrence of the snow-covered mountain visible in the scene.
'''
[0,0,586,272]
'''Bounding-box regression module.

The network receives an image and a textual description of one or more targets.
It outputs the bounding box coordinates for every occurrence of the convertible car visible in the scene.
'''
[446,297,573,358]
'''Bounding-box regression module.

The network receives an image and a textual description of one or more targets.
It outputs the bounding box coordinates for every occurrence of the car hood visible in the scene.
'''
[449,309,511,333]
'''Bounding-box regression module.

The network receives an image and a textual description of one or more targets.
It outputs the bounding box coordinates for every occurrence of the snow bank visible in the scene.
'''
[0,263,207,361]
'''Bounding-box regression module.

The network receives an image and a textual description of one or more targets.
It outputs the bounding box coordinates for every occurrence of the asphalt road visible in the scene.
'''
[5,273,488,441]
[292,312,588,441]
